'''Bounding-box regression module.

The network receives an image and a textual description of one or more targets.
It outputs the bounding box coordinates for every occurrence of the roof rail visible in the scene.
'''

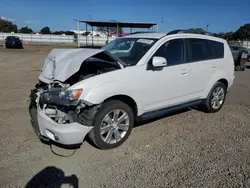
[126,31,156,35]
[166,29,217,37]
[166,29,186,35]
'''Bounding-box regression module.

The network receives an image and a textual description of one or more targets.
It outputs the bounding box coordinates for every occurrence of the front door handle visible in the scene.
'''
[181,69,189,75]
[212,64,217,68]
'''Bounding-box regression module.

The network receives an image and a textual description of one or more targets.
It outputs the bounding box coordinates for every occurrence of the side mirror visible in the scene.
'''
[152,56,167,67]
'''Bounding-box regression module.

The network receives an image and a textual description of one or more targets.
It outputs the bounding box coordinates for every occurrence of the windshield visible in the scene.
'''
[8,36,19,40]
[102,38,157,66]
[240,47,250,52]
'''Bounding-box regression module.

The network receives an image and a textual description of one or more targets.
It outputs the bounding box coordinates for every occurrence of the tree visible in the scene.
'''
[40,26,51,34]
[52,31,75,35]
[82,31,91,36]
[233,23,250,40]
[97,26,123,36]
[0,18,18,32]
[186,28,206,34]
[19,26,33,33]
[216,32,234,40]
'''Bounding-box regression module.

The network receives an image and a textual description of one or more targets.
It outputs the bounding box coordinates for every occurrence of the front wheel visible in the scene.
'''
[88,100,134,149]
[201,82,227,113]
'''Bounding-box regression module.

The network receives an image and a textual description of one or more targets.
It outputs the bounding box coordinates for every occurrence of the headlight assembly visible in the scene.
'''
[59,89,82,101]
[40,88,82,107]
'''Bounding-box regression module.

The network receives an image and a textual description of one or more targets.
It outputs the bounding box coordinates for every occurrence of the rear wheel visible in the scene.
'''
[88,100,134,149]
[201,82,226,113]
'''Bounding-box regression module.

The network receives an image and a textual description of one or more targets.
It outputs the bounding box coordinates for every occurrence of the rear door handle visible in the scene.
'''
[212,64,217,68]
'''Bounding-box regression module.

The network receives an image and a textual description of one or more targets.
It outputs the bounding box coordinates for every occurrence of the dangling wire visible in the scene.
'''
[50,144,77,157]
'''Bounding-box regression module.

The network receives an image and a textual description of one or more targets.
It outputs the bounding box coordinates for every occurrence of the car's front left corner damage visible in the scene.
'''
[29,85,102,145]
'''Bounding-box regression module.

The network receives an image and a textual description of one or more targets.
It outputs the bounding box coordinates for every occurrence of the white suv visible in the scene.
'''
[29,31,235,149]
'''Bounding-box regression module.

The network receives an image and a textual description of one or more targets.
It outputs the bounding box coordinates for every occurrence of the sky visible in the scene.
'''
[0,0,249,33]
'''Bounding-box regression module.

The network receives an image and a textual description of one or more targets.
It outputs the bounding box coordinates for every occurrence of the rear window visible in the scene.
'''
[187,38,224,62]
[210,40,224,59]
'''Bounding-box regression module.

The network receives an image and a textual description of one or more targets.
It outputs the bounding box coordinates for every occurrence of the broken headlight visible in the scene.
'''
[59,89,82,101]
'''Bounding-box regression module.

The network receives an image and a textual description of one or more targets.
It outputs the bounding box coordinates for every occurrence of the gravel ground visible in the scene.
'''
[0,45,250,188]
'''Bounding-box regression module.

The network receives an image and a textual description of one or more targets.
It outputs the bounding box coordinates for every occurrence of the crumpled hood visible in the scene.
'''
[39,48,121,83]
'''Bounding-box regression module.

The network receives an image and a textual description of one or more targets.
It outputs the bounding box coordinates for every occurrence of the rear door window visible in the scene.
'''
[187,38,224,62]
[187,38,212,62]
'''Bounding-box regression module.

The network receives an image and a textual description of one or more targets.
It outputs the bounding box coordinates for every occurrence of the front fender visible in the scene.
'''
[81,81,144,115]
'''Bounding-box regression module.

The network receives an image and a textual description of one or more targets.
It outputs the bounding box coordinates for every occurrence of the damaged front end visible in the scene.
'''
[29,81,101,145]
[37,82,100,125]
[28,48,121,145]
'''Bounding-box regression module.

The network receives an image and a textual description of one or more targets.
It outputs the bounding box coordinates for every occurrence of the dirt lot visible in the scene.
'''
[0,45,250,188]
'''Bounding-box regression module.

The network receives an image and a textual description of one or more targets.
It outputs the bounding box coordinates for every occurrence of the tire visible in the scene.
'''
[201,82,227,113]
[235,65,240,71]
[88,100,134,150]
[248,56,250,62]
[240,66,245,71]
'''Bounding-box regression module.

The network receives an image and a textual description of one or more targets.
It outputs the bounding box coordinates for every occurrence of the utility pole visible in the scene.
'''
[206,24,209,32]
[77,20,80,47]
[73,19,81,47]
[161,17,164,32]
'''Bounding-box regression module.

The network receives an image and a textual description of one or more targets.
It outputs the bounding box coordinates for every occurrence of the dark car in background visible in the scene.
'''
[230,45,250,62]
[5,36,23,49]
[230,45,249,71]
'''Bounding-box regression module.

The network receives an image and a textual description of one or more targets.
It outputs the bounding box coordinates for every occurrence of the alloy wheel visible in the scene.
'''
[100,109,130,144]
[211,86,225,110]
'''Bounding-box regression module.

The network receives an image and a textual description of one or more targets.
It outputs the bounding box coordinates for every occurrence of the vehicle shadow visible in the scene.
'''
[86,108,194,149]
[5,47,24,50]
[134,108,191,127]
[42,107,202,150]
[25,166,79,188]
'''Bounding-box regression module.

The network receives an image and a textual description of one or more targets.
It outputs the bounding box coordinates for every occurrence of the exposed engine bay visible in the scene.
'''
[30,49,122,126]
[66,57,120,85]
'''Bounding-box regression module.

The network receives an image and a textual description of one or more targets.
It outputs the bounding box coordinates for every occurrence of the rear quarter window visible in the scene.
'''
[210,40,224,59]
[186,38,224,62]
